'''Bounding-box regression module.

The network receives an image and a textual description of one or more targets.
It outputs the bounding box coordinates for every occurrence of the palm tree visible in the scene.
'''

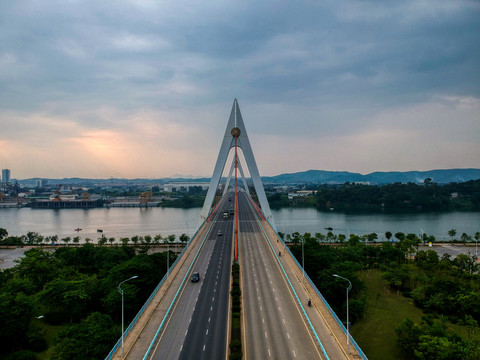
[154,234,163,244]
[461,233,470,243]
[385,231,392,243]
[180,233,189,244]
[144,235,152,245]
[448,229,457,243]
[131,235,139,246]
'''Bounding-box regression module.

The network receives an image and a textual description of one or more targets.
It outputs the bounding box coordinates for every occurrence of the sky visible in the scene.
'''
[1,0,479,179]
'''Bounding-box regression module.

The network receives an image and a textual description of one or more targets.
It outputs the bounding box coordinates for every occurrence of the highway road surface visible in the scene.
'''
[148,198,233,360]
[239,192,346,360]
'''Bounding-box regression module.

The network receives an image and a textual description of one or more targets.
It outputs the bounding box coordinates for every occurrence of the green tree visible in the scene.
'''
[381,263,410,291]
[385,231,392,242]
[366,233,378,243]
[0,292,34,352]
[448,228,457,243]
[61,236,71,245]
[326,231,336,243]
[14,249,61,290]
[453,254,479,274]
[144,235,152,245]
[9,350,38,360]
[51,235,59,244]
[179,233,189,244]
[0,227,8,240]
[25,232,42,245]
[50,312,119,360]
[154,234,163,244]
[315,232,325,242]
[348,234,361,246]
[39,276,93,322]
[131,235,139,246]
[460,315,479,340]
[461,232,471,243]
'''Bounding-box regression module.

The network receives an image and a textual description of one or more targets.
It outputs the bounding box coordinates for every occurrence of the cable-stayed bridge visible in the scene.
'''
[105,100,367,360]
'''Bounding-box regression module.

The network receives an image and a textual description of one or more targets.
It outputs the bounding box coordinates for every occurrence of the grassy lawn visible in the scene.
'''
[351,269,424,360]
[31,319,68,360]
[351,269,480,360]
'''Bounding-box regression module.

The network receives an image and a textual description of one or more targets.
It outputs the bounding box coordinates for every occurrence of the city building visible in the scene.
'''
[163,182,210,192]
[36,179,48,188]
[1,169,11,184]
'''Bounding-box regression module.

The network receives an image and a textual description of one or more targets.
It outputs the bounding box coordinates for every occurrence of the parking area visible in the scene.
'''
[419,244,480,260]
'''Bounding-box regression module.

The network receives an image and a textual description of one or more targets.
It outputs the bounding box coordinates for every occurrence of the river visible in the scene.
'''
[1,207,479,242]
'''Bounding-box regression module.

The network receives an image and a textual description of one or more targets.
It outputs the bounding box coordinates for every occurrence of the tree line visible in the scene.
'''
[268,179,480,211]
[0,228,190,247]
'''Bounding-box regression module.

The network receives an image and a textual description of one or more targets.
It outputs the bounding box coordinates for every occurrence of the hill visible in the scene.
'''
[262,168,480,185]
[15,168,480,186]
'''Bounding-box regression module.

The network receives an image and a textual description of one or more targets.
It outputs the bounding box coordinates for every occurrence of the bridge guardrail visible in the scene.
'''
[267,221,369,360]
[104,221,206,360]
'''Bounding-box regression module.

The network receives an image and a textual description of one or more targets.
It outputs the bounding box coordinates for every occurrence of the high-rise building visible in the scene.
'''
[1,169,11,183]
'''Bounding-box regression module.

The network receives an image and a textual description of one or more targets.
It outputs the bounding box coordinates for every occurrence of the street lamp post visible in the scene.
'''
[333,274,352,354]
[476,237,478,258]
[302,237,305,282]
[118,275,139,358]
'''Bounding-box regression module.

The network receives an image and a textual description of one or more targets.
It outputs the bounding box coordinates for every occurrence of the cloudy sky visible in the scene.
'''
[1,0,479,179]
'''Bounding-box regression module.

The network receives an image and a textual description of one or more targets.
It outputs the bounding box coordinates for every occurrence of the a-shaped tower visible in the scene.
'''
[199,99,274,227]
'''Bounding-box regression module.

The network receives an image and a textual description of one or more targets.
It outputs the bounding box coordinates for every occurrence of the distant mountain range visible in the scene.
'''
[261,168,480,185]
[17,168,480,186]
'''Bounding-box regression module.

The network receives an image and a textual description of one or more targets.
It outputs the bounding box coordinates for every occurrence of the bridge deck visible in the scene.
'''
[111,221,211,360]
[110,193,365,360]
[260,219,361,359]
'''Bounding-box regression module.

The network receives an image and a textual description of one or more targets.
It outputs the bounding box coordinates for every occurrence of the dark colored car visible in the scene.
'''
[191,272,200,282]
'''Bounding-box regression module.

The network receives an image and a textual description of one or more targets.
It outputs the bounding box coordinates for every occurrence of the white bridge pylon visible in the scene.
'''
[223,157,250,197]
[199,99,274,227]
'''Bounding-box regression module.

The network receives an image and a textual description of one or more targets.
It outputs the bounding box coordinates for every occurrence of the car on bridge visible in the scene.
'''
[191,272,200,282]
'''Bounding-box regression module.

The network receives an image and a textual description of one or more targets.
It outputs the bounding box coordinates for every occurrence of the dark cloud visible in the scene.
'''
[1,0,479,177]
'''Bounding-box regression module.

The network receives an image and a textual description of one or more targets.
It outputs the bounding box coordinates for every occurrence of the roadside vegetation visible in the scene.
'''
[283,230,480,360]
[2,225,480,359]
[0,235,177,360]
